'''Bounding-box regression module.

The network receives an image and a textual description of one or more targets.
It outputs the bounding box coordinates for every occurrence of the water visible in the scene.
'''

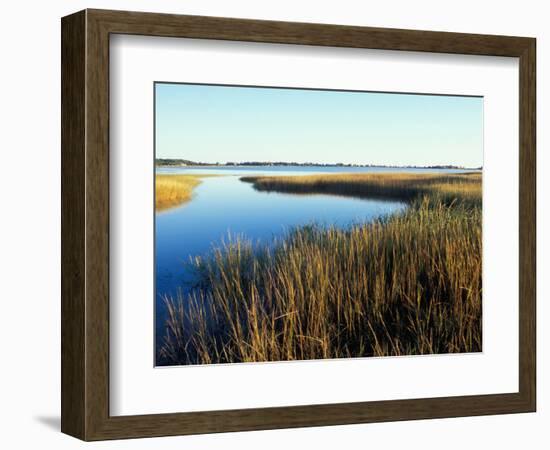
[154,165,471,357]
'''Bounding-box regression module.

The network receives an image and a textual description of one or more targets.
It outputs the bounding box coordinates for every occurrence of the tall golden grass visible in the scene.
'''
[160,172,482,365]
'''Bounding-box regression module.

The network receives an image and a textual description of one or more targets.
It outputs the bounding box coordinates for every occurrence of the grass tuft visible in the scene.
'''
[155,174,220,212]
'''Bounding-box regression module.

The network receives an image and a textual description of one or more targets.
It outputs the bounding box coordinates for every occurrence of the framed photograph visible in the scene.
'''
[61,9,536,440]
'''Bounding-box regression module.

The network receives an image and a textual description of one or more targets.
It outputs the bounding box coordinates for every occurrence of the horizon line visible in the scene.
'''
[154,158,482,169]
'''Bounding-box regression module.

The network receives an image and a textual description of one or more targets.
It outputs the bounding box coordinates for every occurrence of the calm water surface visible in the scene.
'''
[154,165,470,356]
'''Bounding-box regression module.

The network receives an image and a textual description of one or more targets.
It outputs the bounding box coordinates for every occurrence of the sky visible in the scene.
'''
[155,83,483,167]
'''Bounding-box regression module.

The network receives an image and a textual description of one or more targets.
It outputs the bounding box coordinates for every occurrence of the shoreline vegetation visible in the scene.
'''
[159,172,482,366]
[155,174,220,212]
[242,173,481,206]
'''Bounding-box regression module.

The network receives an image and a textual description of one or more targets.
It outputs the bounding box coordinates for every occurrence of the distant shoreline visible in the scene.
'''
[155,159,482,171]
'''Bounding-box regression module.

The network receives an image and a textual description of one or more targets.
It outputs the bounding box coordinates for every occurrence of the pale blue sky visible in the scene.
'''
[155,83,483,167]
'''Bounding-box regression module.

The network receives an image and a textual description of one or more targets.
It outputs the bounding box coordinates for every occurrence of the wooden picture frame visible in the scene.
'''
[61,9,536,441]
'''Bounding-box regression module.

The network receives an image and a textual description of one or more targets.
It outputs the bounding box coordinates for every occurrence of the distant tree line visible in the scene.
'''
[155,158,481,170]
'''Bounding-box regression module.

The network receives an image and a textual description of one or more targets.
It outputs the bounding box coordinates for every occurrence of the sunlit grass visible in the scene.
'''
[160,172,482,365]
[155,174,219,212]
[241,172,481,206]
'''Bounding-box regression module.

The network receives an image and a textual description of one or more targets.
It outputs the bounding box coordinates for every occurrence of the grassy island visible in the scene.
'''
[241,172,481,206]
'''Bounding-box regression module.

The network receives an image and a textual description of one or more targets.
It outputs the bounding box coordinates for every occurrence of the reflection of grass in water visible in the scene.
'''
[155,174,220,212]
[160,173,482,366]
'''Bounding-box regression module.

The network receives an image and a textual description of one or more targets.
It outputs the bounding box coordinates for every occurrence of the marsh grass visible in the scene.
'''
[160,172,482,365]
[242,172,482,207]
[156,174,219,211]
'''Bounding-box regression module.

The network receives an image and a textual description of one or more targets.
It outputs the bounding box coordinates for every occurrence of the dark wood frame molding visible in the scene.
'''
[61,9,536,441]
